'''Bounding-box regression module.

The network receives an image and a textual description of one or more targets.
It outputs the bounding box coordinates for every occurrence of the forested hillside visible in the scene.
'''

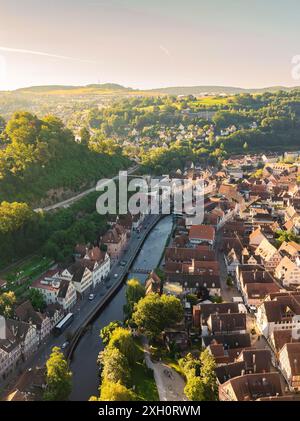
[0,112,129,205]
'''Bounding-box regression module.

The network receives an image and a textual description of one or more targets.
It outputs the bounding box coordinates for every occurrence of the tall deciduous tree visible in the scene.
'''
[100,347,130,386]
[44,347,72,401]
[133,293,183,339]
[0,291,16,318]
[100,320,122,345]
[99,381,134,401]
[125,278,145,318]
[108,327,137,366]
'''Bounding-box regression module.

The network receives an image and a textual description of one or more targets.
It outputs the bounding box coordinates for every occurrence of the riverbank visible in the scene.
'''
[69,216,173,401]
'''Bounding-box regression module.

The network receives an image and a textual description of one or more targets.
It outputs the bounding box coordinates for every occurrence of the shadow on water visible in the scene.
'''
[69,216,173,401]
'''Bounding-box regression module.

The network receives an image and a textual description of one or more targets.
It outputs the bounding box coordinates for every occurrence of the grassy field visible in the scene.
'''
[2,255,53,298]
[131,362,159,401]
[194,96,232,106]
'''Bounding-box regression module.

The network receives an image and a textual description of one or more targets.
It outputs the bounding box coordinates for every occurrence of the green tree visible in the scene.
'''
[133,293,183,339]
[100,347,130,385]
[183,349,218,401]
[79,127,90,145]
[179,353,201,378]
[125,278,145,318]
[44,347,72,401]
[186,294,198,306]
[99,381,134,401]
[28,288,46,312]
[0,291,16,318]
[184,376,206,400]
[199,349,218,401]
[108,327,137,366]
[100,321,122,345]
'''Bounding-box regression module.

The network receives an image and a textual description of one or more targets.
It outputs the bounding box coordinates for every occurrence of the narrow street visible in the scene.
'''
[215,227,242,302]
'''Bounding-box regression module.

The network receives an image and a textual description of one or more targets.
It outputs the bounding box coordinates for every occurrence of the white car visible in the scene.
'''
[114,273,118,278]
[61,341,69,349]
[88,294,95,301]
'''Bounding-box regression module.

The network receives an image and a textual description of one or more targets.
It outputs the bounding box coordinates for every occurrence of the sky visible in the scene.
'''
[0,0,300,90]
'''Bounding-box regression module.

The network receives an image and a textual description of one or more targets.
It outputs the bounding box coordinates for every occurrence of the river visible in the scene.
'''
[69,215,173,401]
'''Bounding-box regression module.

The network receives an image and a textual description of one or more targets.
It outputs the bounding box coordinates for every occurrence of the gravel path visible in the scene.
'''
[143,337,188,401]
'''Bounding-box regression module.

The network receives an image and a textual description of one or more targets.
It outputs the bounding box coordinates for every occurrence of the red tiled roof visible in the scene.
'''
[189,225,215,241]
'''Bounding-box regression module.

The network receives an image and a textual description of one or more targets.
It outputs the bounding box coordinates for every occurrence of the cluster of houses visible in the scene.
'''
[123,118,258,155]
[0,213,144,382]
[145,156,300,401]
[125,123,217,151]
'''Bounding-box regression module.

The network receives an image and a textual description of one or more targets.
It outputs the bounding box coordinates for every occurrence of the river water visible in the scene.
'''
[70,216,173,401]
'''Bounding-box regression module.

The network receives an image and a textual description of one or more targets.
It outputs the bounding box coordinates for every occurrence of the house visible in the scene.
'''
[249,228,267,247]
[224,248,240,275]
[243,282,280,308]
[279,241,300,261]
[165,259,219,277]
[256,292,300,338]
[279,343,300,391]
[215,349,272,384]
[0,316,38,380]
[145,271,162,295]
[236,349,272,375]
[165,273,221,297]
[31,272,77,311]
[193,302,240,330]
[270,329,300,354]
[165,247,215,263]
[31,271,62,306]
[4,367,46,401]
[189,225,215,246]
[61,262,93,296]
[203,333,251,357]
[82,246,110,288]
[219,372,283,401]
[255,239,282,269]
[101,224,127,260]
[57,280,77,311]
[207,313,246,335]
[275,256,300,288]
[44,304,64,329]
[15,301,51,343]
[236,267,280,307]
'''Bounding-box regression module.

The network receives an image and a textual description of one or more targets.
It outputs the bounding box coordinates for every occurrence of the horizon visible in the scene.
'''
[2,81,300,93]
[1,0,300,90]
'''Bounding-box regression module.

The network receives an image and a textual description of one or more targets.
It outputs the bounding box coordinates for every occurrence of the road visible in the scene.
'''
[0,212,159,398]
[34,165,139,212]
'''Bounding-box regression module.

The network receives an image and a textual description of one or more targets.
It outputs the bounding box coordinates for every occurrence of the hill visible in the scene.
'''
[0,112,130,206]
[14,83,134,96]
[12,83,300,97]
[150,85,300,95]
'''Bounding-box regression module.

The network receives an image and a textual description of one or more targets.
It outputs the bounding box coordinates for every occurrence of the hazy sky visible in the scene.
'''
[0,0,300,90]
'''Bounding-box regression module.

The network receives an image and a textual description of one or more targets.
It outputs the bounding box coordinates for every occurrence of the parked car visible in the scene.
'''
[61,341,69,350]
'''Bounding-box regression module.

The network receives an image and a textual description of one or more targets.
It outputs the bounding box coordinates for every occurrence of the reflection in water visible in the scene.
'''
[70,216,173,401]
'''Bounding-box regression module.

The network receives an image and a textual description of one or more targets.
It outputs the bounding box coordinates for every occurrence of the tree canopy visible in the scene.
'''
[44,346,72,401]
[132,293,183,339]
